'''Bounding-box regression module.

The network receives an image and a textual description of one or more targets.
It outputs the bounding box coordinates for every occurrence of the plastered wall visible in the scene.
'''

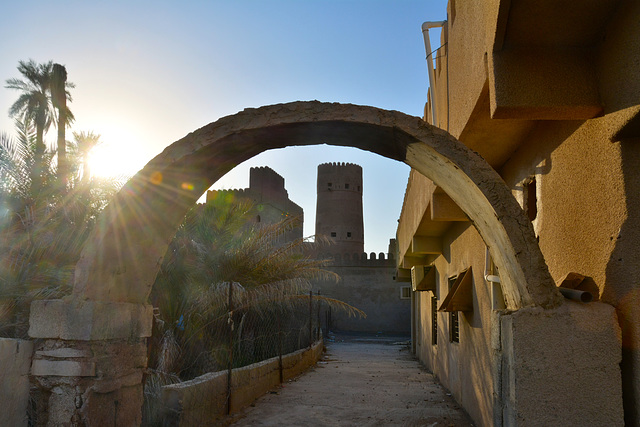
[409,0,638,423]
[413,222,495,425]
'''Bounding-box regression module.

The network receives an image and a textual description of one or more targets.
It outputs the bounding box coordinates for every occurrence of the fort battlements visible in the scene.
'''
[316,251,396,267]
[207,187,250,199]
[318,162,362,169]
[249,166,288,197]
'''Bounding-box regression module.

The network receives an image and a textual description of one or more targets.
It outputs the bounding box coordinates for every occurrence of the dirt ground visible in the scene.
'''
[223,333,474,426]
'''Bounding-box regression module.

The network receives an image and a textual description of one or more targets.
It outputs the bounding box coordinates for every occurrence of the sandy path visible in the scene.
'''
[225,336,474,426]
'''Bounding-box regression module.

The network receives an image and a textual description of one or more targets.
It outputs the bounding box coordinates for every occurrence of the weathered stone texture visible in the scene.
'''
[31,360,96,377]
[29,299,153,340]
[0,338,34,427]
[30,336,148,426]
[500,302,623,426]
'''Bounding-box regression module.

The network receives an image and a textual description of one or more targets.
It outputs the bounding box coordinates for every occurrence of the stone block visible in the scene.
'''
[36,348,87,358]
[0,338,34,427]
[92,371,143,394]
[29,299,153,340]
[31,359,96,377]
[47,386,78,426]
[500,301,624,426]
[92,340,148,379]
[84,384,143,426]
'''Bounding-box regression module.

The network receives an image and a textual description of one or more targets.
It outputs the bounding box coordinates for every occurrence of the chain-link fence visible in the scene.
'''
[142,290,325,426]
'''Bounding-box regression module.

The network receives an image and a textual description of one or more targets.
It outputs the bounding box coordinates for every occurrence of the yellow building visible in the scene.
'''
[396,1,640,425]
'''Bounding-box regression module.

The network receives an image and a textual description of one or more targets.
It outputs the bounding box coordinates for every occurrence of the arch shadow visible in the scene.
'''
[72,101,562,310]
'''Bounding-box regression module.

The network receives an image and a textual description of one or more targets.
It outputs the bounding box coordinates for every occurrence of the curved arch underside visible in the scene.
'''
[72,101,562,310]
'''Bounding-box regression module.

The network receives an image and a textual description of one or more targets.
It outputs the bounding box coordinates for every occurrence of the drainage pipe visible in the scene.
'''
[559,287,593,303]
[484,247,505,310]
[421,21,446,126]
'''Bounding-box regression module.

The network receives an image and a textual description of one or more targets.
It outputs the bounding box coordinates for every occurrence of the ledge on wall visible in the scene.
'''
[411,265,437,292]
[438,267,474,312]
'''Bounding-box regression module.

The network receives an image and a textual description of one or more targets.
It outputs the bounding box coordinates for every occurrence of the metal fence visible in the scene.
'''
[142,291,324,426]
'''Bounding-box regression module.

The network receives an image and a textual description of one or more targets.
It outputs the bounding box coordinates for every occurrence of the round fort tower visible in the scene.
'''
[315,162,364,254]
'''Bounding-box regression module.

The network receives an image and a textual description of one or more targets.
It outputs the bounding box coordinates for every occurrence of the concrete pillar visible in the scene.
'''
[0,338,34,426]
[498,302,623,426]
[28,299,153,426]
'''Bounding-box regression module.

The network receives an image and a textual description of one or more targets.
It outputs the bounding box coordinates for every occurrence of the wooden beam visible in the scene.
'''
[402,255,426,270]
[395,268,412,283]
[411,265,437,292]
[431,192,468,221]
[412,236,443,254]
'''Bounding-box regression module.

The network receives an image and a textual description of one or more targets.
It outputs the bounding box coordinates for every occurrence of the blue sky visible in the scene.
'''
[0,0,448,252]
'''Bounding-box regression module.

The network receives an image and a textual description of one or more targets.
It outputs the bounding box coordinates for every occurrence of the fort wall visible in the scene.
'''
[206,166,303,241]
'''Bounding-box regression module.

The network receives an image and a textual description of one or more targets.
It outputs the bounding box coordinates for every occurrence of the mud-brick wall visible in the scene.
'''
[313,263,410,335]
[162,340,324,425]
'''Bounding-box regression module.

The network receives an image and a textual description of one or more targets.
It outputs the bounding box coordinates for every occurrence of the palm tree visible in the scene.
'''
[0,125,68,337]
[0,120,57,221]
[0,123,122,338]
[148,198,361,378]
[72,131,101,183]
[143,197,365,423]
[5,60,55,196]
[51,63,75,191]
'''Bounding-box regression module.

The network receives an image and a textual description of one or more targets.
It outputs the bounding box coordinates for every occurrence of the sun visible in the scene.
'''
[87,140,148,179]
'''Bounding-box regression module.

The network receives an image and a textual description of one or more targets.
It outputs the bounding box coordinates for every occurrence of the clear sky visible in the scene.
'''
[0,0,448,253]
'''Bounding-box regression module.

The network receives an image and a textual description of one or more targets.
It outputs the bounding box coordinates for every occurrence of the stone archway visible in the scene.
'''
[29,101,626,426]
[72,101,562,310]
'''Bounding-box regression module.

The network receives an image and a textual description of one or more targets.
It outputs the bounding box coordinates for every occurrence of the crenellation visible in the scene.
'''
[317,251,396,266]
[318,162,362,170]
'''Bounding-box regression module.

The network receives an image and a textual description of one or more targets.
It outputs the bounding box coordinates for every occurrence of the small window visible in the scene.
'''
[450,311,460,343]
[345,183,350,189]
[400,286,411,299]
[256,215,261,223]
[525,177,537,222]
[328,182,332,187]
[358,186,361,192]
[330,232,337,237]
[431,295,438,345]
[448,275,460,343]
[347,232,352,238]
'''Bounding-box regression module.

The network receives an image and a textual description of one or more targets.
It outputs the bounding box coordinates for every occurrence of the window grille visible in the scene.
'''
[431,294,438,345]
[448,275,460,343]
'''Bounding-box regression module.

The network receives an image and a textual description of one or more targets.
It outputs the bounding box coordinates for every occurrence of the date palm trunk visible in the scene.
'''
[52,64,68,192]
[32,112,46,199]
